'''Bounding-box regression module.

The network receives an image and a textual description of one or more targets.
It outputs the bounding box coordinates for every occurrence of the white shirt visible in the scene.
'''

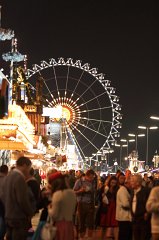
[116,186,132,221]
[132,187,141,213]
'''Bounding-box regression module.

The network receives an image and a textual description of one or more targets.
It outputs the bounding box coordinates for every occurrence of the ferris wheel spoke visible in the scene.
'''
[52,65,60,97]
[77,116,112,124]
[85,120,97,131]
[79,91,107,107]
[71,121,100,151]
[65,66,70,97]
[71,70,85,98]
[27,82,36,91]
[67,126,86,160]
[42,78,54,100]
[44,77,55,82]
[75,78,98,103]
[80,105,112,113]
[77,121,108,138]
[100,122,109,135]
[35,72,54,101]
[88,120,102,133]
[71,122,100,151]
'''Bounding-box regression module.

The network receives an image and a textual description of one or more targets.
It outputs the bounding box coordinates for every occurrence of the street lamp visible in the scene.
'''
[102,148,114,166]
[128,133,145,152]
[150,116,159,120]
[120,139,135,157]
[138,126,158,165]
[115,143,128,166]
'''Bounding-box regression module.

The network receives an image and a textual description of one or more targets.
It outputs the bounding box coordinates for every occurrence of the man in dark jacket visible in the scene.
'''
[2,157,34,240]
[0,165,8,240]
[130,174,151,240]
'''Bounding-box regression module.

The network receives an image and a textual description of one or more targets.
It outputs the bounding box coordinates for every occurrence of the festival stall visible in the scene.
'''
[0,103,35,164]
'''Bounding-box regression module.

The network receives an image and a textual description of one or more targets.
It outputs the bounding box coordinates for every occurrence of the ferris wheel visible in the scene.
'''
[26,57,122,161]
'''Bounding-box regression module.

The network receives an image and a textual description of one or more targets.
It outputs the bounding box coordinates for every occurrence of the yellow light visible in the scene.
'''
[62,107,71,121]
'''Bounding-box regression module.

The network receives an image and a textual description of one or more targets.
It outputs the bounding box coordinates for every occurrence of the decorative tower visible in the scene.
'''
[35,75,43,135]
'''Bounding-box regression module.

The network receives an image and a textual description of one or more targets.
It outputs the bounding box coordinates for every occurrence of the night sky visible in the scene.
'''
[0,0,159,164]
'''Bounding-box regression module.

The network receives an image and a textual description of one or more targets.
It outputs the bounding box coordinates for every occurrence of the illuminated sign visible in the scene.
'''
[24,105,37,113]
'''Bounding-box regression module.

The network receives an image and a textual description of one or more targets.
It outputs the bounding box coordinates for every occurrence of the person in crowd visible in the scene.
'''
[32,168,57,240]
[100,176,119,240]
[94,174,111,230]
[147,175,154,188]
[0,165,8,240]
[116,176,132,240]
[100,174,107,183]
[48,171,76,240]
[2,157,34,240]
[75,170,84,180]
[94,178,105,229]
[34,169,42,186]
[26,167,40,212]
[118,172,125,186]
[115,169,121,180]
[125,169,132,180]
[146,185,159,240]
[130,174,151,240]
[153,177,159,187]
[73,169,96,240]
[67,169,76,189]
[142,173,150,187]
[38,168,57,222]
[26,167,41,238]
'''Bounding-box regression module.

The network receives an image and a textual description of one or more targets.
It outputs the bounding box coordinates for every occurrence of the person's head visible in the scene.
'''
[16,156,32,177]
[108,176,118,189]
[0,164,8,175]
[118,173,125,186]
[116,169,121,178]
[29,167,34,176]
[48,171,68,193]
[104,174,111,186]
[125,169,131,179]
[124,176,132,189]
[85,169,95,182]
[143,173,148,181]
[148,176,153,182]
[25,167,35,180]
[47,168,57,180]
[69,169,75,176]
[75,170,84,179]
[130,174,142,190]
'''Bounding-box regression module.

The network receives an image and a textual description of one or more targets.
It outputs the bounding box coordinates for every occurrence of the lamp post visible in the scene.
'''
[138,126,158,165]
[128,133,145,152]
[150,116,159,120]
[115,143,128,167]
[102,148,114,167]
[120,139,135,157]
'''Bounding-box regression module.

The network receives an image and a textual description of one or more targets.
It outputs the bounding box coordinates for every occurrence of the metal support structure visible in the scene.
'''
[9,39,14,104]
[138,126,158,165]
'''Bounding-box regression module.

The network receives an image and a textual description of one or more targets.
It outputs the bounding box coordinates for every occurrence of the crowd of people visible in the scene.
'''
[0,157,159,240]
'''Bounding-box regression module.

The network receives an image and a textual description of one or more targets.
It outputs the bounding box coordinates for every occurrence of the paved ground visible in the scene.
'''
[31,212,112,240]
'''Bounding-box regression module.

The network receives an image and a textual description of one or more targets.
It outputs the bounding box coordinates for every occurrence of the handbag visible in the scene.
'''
[41,216,57,240]
[31,221,46,240]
